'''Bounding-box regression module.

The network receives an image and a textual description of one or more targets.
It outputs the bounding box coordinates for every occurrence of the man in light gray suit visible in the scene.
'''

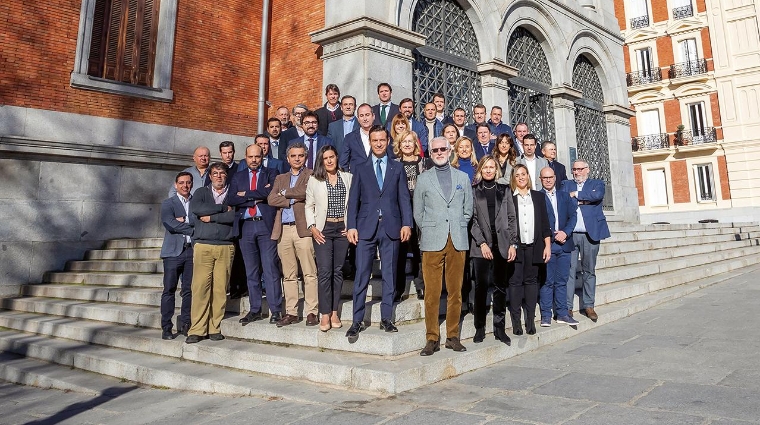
[413,136,473,356]
[516,134,548,190]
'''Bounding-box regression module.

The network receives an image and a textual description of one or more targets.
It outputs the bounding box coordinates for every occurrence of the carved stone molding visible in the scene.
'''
[477,59,518,89]
[311,17,425,62]
[603,103,636,126]
[550,84,582,110]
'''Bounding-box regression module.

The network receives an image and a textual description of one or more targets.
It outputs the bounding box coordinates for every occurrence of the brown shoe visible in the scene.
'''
[306,313,319,326]
[445,337,467,352]
[419,339,440,356]
[585,307,598,322]
[276,314,301,327]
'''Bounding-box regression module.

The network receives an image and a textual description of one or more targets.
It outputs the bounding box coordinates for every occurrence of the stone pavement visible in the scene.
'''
[2,269,759,425]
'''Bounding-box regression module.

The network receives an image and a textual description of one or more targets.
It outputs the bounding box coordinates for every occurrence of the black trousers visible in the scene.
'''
[314,221,349,314]
[161,245,193,331]
[472,246,508,331]
[395,226,421,298]
[509,244,540,332]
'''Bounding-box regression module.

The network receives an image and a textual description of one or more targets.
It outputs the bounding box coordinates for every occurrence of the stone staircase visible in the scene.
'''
[1,222,759,395]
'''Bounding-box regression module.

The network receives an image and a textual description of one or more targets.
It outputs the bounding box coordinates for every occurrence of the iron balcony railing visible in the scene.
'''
[630,15,650,29]
[632,133,670,151]
[673,4,694,20]
[669,59,708,78]
[626,67,663,86]
[676,127,717,146]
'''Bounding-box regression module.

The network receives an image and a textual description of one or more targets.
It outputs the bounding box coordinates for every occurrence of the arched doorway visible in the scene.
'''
[572,54,613,210]
[412,0,482,119]
[506,27,555,143]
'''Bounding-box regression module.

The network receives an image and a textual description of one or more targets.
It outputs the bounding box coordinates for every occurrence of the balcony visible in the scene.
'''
[673,4,694,20]
[669,59,708,79]
[630,15,650,29]
[632,133,670,151]
[675,127,717,146]
[626,68,663,86]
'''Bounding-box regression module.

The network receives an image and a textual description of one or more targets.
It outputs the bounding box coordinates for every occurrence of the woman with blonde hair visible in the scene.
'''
[451,136,477,183]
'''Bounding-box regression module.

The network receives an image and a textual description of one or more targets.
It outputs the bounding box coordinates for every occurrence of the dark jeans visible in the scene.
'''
[161,245,193,331]
[472,247,508,331]
[509,244,540,332]
[395,226,421,298]
[314,221,349,314]
[240,219,283,315]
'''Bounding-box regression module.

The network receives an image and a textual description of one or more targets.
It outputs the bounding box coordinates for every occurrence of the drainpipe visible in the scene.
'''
[257,0,271,134]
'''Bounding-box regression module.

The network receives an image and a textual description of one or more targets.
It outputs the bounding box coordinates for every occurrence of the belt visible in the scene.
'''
[244,217,263,221]
[282,221,296,226]
[325,217,344,222]
[183,242,192,249]
[520,243,534,248]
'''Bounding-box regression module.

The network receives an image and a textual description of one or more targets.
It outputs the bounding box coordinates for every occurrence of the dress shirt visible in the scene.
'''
[374,155,388,216]
[305,136,320,167]
[177,193,192,243]
[478,142,490,157]
[457,126,465,137]
[524,156,537,189]
[270,139,280,159]
[281,170,301,223]
[343,116,356,136]
[211,185,228,205]
[360,129,370,157]
[514,189,535,244]
[573,180,587,233]
[243,168,263,219]
[545,188,559,231]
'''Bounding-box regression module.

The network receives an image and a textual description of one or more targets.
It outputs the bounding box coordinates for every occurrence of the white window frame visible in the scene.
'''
[644,167,670,206]
[70,0,177,101]
[692,163,716,202]
[626,0,652,29]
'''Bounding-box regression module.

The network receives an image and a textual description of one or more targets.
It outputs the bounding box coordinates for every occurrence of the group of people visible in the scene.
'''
[159,83,611,356]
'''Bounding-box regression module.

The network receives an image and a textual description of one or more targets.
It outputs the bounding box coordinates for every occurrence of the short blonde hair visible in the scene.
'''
[473,155,503,184]
[392,130,420,158]
[451,136,477,168]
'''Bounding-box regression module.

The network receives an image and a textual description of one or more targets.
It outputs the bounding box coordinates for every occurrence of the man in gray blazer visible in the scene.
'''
[159,171,195,340]
[413,136,473,356]
[516,134,548,190]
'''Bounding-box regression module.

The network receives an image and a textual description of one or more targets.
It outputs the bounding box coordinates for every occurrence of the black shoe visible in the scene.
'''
[230,290,248,299]
[513,323,524,336]
[178,323,189,337]
[239,312,264,326]
[185,334,203,344]
[416,288,424,300]
[445,337,467,352]
[345,322,366,343]
[269,312,282,324]
[493,328,511,346]
[379,320,398,333]
[208,333,225,341]
[419,339,440,356]
[161,329,175,340]
[473,328,486,343]
[526,324,536,335]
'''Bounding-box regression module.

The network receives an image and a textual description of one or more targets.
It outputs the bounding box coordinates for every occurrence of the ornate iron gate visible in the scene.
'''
[572,55,613,211]
[412,0,482,119]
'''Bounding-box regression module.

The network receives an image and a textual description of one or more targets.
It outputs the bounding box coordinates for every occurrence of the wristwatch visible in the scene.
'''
[511,244,518,249]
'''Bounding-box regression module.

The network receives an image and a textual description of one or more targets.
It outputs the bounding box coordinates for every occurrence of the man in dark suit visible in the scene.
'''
[420,102,443,149]
[542,141,568,184]
[487,106,515,141]
[280,104,308,145]
[539,166,579,327]
[372,83,400,127]
[432,92,453,125]
[395,98,429,154]
[341,103,393,172]
[327,95,358,155]
[276,106,292,130]
[266,117,287,160]
[464,104,488,141]
[314,84,342,136]
[228,143,283,326]
[474,122,495,160]
[345,125,413,342]
[452,108,467,137]
[159,171,195,340]
[255,134,287,174]
[289,111,333,169]
[218,141,238,171]
[560,159,611,322]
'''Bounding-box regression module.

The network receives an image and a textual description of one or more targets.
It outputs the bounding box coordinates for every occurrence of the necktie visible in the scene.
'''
[271,140,278,158]
[380,105,387,125]
[307,138,315,168]
[375,158,384,189]
[483,144,489,155]
[248,170,257,217]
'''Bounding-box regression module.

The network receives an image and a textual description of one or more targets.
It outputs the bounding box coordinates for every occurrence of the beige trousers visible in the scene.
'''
[277,225,318,316]
[189,243,234,336]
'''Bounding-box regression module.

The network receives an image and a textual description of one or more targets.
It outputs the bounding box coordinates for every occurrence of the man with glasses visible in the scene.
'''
[281,104,309,145]
[289,111,333,169]
[413,136,473,356]
[560,160,610,322]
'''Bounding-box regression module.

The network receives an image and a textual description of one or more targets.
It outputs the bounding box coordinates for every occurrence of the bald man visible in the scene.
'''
[169,146,211,197]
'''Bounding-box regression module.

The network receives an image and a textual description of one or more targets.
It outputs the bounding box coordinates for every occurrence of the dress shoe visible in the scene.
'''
[208,333,225,341]
[178,323,189,337]
[305,313,319,326]
[319,321,331,332]
[513,324,524,336]
[269,312,282,324]
[419,339,440,356]
[585,307,598,322]
[330,317,342,329]
[379,319,398,333]
[239,312,264,326]
[185,334,203,344]
[445,337,466,352]
[345,322,366,342]
[493,328,511,346]
[276,314,301,327]
[473,327,486,343]
[161,329,175,340]
[526,327,536,335]
[416,288,424,300]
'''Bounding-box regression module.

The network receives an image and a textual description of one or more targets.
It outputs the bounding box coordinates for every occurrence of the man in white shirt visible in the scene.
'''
[517,134,548,190]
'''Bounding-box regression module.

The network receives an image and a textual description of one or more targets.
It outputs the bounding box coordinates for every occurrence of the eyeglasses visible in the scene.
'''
[302,121,318,125]
[430,147,449,153]
[539,176,555,180]
[571,167,588,171]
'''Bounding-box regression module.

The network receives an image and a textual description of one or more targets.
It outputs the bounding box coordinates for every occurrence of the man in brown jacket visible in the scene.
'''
[267,141,319,327]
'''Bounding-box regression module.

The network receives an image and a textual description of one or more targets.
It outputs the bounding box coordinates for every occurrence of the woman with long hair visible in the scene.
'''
[442,123,459,148]
[470,155,515,345]
[451,136,477,183]
[305,145,353,331]
[389,113,410,143]
[494,133,518,180]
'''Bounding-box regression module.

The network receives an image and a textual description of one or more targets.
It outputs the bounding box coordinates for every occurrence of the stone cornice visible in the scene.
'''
[310,17,426,61]
[477,59,518,89]
[603,103,636,118]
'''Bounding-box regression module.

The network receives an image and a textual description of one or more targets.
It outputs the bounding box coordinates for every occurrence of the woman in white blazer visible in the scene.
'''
[305,145,353,332]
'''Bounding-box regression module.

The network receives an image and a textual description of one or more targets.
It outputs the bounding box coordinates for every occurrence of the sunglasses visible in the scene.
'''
[430,147,449,153]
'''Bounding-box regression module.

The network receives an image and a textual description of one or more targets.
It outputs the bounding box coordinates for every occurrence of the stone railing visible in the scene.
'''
[669,59,708,79]
[626,67,663,86]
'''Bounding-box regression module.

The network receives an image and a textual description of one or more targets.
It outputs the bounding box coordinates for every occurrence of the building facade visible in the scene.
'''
[618,0,760,223]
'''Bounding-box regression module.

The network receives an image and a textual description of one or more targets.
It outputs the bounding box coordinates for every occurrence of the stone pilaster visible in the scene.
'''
[477,59,518,113]
[604,103,639,222]
[549,84,583,166]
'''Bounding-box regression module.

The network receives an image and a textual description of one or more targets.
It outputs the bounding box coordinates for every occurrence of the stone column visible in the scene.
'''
[604,103,639,222]
[477,59,518,112]
[310,17,425,106]
[549,84,583,166]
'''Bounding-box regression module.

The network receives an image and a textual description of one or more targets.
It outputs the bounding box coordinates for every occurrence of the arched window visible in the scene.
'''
[506,27,555,143]
[572,54,613,210]
[412,0,482,119]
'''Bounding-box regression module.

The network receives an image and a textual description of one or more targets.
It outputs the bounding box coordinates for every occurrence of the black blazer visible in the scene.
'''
[470,182,513,258]
[315,103,343,136]
[227,167,278,238]
[372,102,400,127]
[512,189,551,264]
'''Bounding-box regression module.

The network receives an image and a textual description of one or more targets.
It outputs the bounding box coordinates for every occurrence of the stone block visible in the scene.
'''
[120,167,179,204]
[532,372,657,403]
[121,120,177,151]
[635,382,760,422]
[467,393,595,424]
[80,201,163,241]
[451,365,564,391]
[0,242,32,286]
[0,200,84,242]
[172,128,253,159]
[23,107,124,146]
[37,162,121,201]
[30,241,103,282]
[0,159,40,199]
[564,404,705,425]
[385,408,485,425]
[0,105,26,136]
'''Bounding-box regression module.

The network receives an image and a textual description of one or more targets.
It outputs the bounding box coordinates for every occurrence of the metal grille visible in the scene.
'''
[668,59,708,79]
[673,4,694,20]
[509,84,555,144]
[572,55,613,211]
[412,0,482,118]
[626,67,663,86]
[506,28,552,86]
[630,15,649,29]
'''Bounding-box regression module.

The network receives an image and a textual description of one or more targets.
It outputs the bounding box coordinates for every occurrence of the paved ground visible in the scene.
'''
[2,270,760,425]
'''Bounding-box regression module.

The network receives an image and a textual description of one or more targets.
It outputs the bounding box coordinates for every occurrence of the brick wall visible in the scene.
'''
[633,164,645,206]
[651,0,669,24]
[657,36,674,68]
[696,0,707,13]
[663,99,682,134]
[623,45,631,74]
[670,160,690,203]
[717,156,731,200]
[613,0,626,31]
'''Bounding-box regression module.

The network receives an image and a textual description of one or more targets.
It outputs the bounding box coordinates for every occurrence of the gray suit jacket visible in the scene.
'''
[160,196,194,258]
[516,155,549,190]
[413,167,473,251]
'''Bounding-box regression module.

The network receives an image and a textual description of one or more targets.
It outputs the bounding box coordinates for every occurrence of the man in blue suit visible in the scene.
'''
[289,111,333,169]
[255,135,287,174]
[487,106,515,141]
[419,102,443,149]
[345,125,413,342]
[327,95,358,155]
[228,143,283,325]
[392,98,429,155]
[560,159,611,322]
[340,104,394,172]
[540,167,579,327]
[372,83,400,127]
[159,171,195,340]
[542,141,568,184]
[464,104,488,141]
[474,122,495,160]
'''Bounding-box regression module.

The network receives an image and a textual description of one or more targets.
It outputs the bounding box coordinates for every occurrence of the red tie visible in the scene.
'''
[248,170,257,217]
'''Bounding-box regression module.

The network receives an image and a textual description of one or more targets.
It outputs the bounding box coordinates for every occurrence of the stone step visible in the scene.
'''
[85,248,162,261]
[596,239,756,269]
[608,226,739,242]
[44,271,164,288]
[66,260,163,274]
[104,238,163,249]
[607,222,737,232]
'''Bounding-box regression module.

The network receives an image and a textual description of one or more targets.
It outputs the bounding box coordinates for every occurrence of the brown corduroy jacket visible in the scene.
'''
[268,168,313,240]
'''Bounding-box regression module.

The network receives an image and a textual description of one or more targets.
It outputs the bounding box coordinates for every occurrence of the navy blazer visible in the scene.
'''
[560,178,610,242]
[347,156,413,240]
[263,156,287,174]
[280,126,300,145]
[339,129,395,172]
[372,102,400,127]
[289,134,333,168]
[512,190,552,264]
[463,123,482,142]
[473,141,495,161]
[542,189,577,253]
[327,117,359,155]
[548,160,568,184]
[488,120,516,141]
[160,196,194,258]
[227,167,278,237]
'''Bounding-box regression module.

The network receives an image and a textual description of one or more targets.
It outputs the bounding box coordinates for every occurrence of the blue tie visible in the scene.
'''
[375,158,384,189]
